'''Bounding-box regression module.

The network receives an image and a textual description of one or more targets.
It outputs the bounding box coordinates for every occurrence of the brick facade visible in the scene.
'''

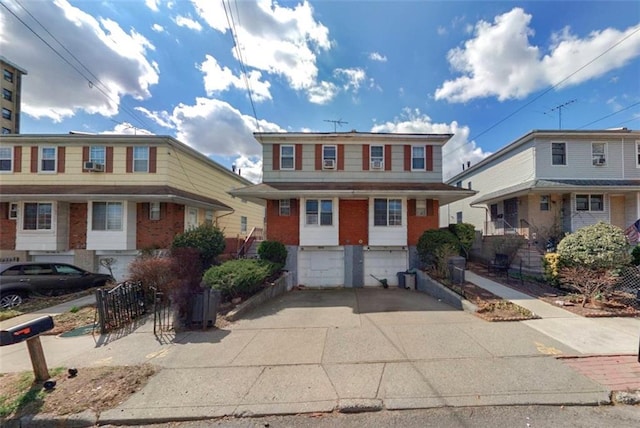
[265,199,299,245]
[136,202,185,249]
[339,200,368,245]
[407,199,439,245]
[69,203,88,249]
[0,203,17,249]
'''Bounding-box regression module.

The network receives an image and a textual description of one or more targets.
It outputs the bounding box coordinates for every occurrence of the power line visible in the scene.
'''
[576,101,640,129]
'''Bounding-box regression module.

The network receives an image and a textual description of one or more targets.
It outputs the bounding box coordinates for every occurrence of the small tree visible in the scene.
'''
[171,223,226,269]
[433,243,460,281]
[448,223,475,258]
[417,229,459,267]
[258,240,288,266]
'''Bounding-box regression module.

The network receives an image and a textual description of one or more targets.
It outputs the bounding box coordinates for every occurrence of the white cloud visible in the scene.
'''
[435,8,640,103]
[102,122,154,135]
[200,55,272,102]
[334,68,367,92]
[437,26,447,36]
[192,0,332,103]
[307,81,339,104]
[145,0,160,12]
[0,0,158,121]
[152,23,165,33]
[231,155,263,184]
[174,15,202,32]
[369,52,387,62]
[371,108,490,180]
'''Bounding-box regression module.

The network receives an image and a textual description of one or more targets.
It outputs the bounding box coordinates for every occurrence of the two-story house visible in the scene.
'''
[231,131,475,287]
[440,129,640,268]
[0,134,265,280]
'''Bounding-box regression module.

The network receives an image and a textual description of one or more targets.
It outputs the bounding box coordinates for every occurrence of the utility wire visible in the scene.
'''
[2,0,154,132]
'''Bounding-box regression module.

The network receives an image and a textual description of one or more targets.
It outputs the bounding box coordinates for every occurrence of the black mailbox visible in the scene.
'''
[0,316,54,346]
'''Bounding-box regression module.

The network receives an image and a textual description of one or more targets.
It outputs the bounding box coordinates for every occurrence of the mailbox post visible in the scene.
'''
[0,316,55,381]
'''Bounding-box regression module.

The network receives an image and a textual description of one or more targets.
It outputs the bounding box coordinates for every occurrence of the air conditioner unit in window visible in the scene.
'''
[8,203,18,220]
[84,161,104,172]
[323,159,335,169]
[593,157,606,166]
[371,160,383,169]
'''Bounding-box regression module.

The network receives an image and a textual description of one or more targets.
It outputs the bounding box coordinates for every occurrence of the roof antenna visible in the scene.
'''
[323,119,348,132]
[544,99,576,130]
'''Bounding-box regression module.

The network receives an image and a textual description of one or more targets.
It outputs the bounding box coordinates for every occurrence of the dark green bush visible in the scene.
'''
[448,223,476,258]
[202,259,276,300]
[417,229,460,266]
[258,240,287,266]
[631,245,640,266]
[171,223,225,269]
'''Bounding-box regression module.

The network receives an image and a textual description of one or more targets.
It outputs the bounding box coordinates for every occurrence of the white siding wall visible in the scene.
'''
[368,198,408,246]
[536,138,625,179]
[626,193,640,226]
[623,139,640,179]
[299,197,339,246]
[87,201,136,250]
[15,201,62,251]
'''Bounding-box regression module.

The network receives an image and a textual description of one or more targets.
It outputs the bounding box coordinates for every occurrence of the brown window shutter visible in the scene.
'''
[337,144,345,170]
[295,144,302,170]
[291,198,298,214]
[362,145,369,170]
[407,199,416,216]
[427,199,434,216]
[13,146,21,172]
[149,146,157,173]
[315,144,322,170]
[404,145,411,171]
[30,146,38,172]
[82,146,89,163]
[272,144,280,170]
[57,147,65,172]
[126,147,133,173]
[385,145,392,171]
[106,147,113,173]
[426,145,433,171]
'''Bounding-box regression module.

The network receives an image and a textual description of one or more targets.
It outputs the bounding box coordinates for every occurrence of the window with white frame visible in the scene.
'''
[40,147,56,172]
[374,198,402,226]
[186,207,198,229]
[90,146,106,165]
[280,145,294,170]
[205,209,214,225]
[241,216,247,233]
[592,142,606,165]
[0,147,12,172]
[92,202,123,231]
[149,202,161,220]
[23,203,52,230]
[416,199,427,217]
[279,199,290,216]
[9,202,18,220]
[575,194,604,212]
[370,145,384,169]
[305,199,333,225]
[552,142,566,165]
[540,195,550,211]
[411,146,425,170]
[323,145,337,169]
[456,211,463,224]
[133,146,149,172]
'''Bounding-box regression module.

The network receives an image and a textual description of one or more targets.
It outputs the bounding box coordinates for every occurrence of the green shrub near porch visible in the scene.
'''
[202,259,279,300]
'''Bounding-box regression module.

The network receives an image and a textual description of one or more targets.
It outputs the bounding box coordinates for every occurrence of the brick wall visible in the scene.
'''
[136,202,185,249]
[407,199,439,245]
[69,203,88,249]
[266,199,299,245]
[339,199,368,245]
[0,203,16,249]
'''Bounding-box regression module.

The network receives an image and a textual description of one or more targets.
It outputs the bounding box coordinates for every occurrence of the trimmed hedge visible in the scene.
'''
[202,259,278,300]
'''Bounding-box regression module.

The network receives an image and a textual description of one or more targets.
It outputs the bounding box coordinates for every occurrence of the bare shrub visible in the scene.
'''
[558,265,619,307]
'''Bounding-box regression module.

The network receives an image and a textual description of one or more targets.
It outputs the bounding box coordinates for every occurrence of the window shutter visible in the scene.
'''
[404,145,411,171]
[362,145,369,170]
[272,144,280,170]
[13,146,21,172]
[149,146,157,173]
[126,147,133,173]
[30,146,38,172]
[315,144,322,170]
[82,146,89,163]
[407,199,416,216]
[57,147,65,172]
[337,144,345,170]
[291,198,298,214]
[427,199,434,216]
[106,147,113,173]
[385,145,392,171]
[295,144,302,170]
[426,145,433,171]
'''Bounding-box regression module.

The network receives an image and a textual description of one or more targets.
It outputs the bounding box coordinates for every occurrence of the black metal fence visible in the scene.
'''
[151,288,174,334]
[95,281,148,334]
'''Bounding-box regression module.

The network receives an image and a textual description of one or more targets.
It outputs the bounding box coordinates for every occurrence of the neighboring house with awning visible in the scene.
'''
[231,131,475,287]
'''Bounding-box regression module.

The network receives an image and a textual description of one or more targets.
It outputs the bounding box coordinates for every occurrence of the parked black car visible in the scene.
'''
[0,262,114,309]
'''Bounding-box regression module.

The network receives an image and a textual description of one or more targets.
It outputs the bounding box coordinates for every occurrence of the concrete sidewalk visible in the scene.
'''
[465,271,640,355]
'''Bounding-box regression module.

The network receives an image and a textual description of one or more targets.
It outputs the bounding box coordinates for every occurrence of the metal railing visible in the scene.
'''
[485,218,519,236]
[237,227,264,258]
[95,281,148,334]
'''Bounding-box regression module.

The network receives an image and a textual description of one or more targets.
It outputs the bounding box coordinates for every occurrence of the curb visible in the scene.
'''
[17,410,97,428]
[337,399,383,413]
[612,390,640,405]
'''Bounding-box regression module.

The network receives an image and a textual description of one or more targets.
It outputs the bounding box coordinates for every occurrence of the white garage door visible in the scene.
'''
[364,250,408,287]
[31,253,74,265]
[298,249,344,287]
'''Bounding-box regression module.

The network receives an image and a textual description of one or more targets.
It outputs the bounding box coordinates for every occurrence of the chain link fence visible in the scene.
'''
[612,266,640,309]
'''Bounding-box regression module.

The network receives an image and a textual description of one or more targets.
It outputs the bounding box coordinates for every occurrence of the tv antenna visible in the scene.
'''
[545,99,576,129]
[324,119,348,132]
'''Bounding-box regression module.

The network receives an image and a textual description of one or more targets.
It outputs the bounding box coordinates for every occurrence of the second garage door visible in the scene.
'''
[363,249,408,287]
[298,248,344,287]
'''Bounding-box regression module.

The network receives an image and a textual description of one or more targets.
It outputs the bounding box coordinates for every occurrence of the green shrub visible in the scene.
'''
[448,223,476,258]
[171,223,225,269]
[417,229,460,267]
[556,222,630,269]
[542,252,561,287]
[202,259,276,300]
[258,240,288,266]
[434,243,460,280]
[631,245,640,266]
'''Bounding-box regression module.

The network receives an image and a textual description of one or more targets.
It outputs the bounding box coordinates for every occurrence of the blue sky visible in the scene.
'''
[2,0,639,182]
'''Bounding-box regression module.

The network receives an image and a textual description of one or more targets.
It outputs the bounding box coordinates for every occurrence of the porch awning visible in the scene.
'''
[230,181,476,205]
[472,179,640,205]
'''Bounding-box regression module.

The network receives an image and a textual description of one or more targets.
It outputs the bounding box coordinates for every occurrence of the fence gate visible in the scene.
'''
[152,288,174,334]
[95,281,147,334]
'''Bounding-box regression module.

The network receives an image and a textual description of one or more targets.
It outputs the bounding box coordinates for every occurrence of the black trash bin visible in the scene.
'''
[397,272,406,288]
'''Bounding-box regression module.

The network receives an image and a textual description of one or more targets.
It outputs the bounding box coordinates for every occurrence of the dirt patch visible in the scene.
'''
[45,305,97,336]
[0,364,156,420]
[0,289,98,322]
